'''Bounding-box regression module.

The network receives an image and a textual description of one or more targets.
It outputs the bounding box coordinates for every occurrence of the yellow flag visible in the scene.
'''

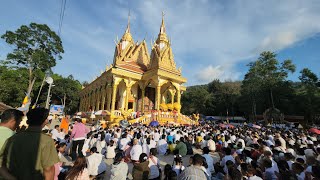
[22,96,29,105]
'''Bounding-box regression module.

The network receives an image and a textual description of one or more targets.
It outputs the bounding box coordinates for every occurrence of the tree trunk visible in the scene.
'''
[270,88,275,108]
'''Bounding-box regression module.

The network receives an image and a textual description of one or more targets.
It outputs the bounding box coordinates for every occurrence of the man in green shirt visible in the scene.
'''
[0,108,59,180]
[0,109,24,150]
[175,137,188,156]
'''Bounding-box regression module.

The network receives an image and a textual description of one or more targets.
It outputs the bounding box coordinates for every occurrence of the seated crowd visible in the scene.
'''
[0,108,320,180]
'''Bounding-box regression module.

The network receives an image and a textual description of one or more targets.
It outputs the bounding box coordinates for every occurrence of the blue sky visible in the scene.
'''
[1,0,320,85]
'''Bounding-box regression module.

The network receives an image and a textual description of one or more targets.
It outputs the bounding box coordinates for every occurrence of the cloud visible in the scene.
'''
[195,65,242,83]
[2,0,320,86]
[132,0,320,85]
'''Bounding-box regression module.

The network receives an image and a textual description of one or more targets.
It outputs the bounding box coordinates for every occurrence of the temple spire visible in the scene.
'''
[160,11,166,34]
[121,10,133,43]
[125,10,131,33]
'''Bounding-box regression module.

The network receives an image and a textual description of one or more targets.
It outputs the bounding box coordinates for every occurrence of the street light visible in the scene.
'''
[45,77,54,109]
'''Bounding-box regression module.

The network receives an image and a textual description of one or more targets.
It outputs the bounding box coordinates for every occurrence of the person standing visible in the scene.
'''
[71,118,89,160]
[0,109,23,150]
[0,108,59,180]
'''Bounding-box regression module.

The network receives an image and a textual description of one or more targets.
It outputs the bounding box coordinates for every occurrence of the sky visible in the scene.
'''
[1,0,320,86]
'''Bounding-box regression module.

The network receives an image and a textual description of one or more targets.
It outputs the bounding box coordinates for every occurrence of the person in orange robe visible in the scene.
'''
[60,116,69,133]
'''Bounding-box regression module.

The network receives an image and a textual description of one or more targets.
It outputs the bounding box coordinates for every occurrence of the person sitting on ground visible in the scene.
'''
[174,137,187,156]
[110,152,129,180]
[132,153,150,180]
[86,147,107,179]
[148,148,161,180]
[178,154,208,180]
[130,138,143,163]
[202,147,214,177]
[66,156,89,180]
[172,154,185,176]
[51,125,60,141]
[106,139,116,159]
[158,134,168,155]
[164,164,176,180]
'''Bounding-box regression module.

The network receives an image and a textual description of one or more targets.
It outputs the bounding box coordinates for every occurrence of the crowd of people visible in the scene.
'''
[0,108,320,180]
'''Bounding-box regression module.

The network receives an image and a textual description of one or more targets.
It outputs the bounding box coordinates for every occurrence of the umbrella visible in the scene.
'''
[206,117,215,121]
[252,124,261,129]
[90,111,96,119]
[226,124,235,129]
[298,124,303,129]
[76,112,87,118]
[132,122,142,127]
[309,128,320,135]
[120,120,129,128]
[95,110,108,116]
[219,123,226,128]
[149,121,159,127]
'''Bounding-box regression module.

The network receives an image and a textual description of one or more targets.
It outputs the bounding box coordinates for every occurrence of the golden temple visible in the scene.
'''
[79,14,197,127]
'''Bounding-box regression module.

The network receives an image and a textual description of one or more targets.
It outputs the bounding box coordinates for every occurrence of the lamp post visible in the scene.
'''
[45,77,54,109]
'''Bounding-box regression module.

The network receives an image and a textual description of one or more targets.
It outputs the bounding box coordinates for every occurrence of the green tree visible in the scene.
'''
[245,51,295,109]
[181,85,214,115]
[298,68,320,124]
[1,23,64,91]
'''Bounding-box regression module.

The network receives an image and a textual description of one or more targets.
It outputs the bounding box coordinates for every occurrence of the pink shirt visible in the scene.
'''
[71,122,89,140]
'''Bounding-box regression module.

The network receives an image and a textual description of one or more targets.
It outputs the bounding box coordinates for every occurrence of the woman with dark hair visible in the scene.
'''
[132,153,150,180]
[149,148,161,180]
[110,152,128,180]
[96,132,106,155]
[66,156,89,180]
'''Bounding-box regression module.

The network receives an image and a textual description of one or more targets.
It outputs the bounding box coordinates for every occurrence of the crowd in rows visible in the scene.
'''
[1,108,320,180]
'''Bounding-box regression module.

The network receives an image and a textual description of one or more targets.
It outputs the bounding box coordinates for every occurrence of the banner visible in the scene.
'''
[49,105,64,115]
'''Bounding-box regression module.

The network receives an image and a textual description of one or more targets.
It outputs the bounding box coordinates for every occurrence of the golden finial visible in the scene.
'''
[160,11,166,34]
[126,10,131,33]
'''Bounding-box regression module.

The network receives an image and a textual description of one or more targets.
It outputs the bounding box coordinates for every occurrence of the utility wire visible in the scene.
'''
[58,0,67,37]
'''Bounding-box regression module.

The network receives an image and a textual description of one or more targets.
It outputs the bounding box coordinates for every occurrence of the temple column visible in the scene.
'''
[111,83,118,111]
[96,91,100,110]
[107,87,112,111]
[177,89,181,113]
[141,88,145,113]
[125,86,131,110]
[156,85,161,110]
[101,93,105,110]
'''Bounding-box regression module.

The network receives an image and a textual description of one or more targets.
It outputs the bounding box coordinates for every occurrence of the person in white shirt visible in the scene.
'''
[106,140,116,159]
[87,147,107,177]
[174,131,181,143]
[153,130,160,142]
[207,136,216,152]
[119,134,129,151]
[130,139,143,162]
[96,133,106,155]
[110,152,129,180]
[142,138,151,156]
[51,125,60,141]
[157,135,168,155]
